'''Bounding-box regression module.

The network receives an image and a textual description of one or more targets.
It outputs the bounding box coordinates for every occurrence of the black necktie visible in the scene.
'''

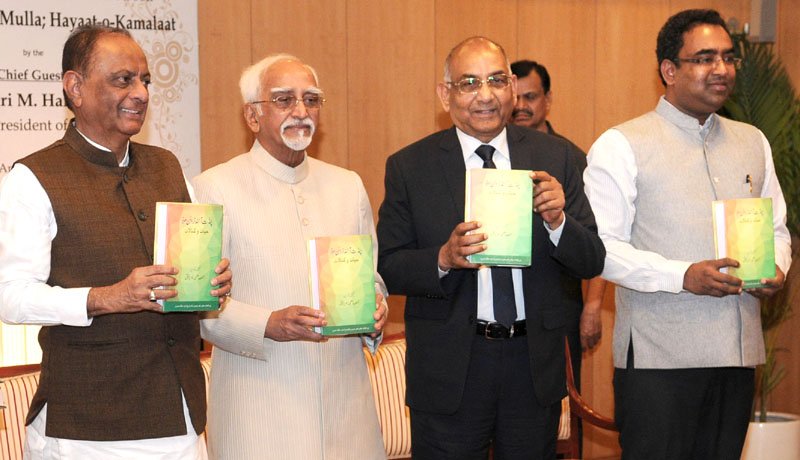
[474,144,517,327]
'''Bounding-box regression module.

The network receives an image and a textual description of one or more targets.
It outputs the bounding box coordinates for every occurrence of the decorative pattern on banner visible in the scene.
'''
[0,0,200,179]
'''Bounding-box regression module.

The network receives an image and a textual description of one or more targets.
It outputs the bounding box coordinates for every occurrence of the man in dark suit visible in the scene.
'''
[376,36,605,460]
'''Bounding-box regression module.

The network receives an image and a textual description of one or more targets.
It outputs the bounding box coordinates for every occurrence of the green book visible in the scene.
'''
[308,234,376,336]
[712,197,776,288]
[153,202,223,312]
[465,168,533,267]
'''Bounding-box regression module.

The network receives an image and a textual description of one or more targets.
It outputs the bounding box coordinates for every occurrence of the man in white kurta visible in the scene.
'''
[192,54,387,460]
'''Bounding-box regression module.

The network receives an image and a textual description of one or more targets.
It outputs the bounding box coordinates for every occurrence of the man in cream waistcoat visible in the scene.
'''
[192,54,387,460]
[584,9,792,459]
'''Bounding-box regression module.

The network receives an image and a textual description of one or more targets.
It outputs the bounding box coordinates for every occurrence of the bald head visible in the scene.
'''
[443,36,510,82]
[437,37,516,143]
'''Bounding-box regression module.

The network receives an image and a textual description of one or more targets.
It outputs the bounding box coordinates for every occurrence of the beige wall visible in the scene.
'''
[197,1,799,457]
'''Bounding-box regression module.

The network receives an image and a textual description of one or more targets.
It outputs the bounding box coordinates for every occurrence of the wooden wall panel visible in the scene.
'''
[516,0,597,151]
[594,0,669,135]
[668,0,750,22]
[346,0,436,213]
[249,0,349,168]
[197,0,252,171]
[346,0,436,330]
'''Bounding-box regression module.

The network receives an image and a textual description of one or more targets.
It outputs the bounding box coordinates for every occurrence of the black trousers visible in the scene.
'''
[410,334,561,460]
[614,345,754,460]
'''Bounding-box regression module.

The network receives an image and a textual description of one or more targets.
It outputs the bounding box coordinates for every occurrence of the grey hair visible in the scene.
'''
[239,53,320,103]
[443,36,510,82]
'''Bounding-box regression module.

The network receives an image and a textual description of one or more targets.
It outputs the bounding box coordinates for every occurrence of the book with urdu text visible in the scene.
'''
[465,169,533,266]
[712,197,776,288]
[308,234,376,336]
[154,202,223,312]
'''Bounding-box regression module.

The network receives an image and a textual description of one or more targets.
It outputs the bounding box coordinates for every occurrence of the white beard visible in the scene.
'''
[281,117,315,151]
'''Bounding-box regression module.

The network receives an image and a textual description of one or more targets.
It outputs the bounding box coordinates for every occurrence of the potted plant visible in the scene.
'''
[721,31,800,460]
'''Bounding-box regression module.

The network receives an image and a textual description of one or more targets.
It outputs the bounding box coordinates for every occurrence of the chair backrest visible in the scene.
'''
[0,339,604,460]
[0,371,39,460]
[362,334,411,459]
[0,353,213,460]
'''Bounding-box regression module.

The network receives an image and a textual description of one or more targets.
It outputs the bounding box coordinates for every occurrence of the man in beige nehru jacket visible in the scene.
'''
[584,9,791,459]
[192,54,388,460]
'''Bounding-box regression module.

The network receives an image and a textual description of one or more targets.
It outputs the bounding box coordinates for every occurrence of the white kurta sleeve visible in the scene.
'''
[0,165,92,326]
[758,132,792,275]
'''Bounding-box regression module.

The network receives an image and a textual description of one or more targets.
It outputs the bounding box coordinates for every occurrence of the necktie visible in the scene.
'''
[474,145,517,327]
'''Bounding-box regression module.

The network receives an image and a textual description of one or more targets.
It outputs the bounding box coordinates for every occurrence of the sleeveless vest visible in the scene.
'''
[17,124,206,440]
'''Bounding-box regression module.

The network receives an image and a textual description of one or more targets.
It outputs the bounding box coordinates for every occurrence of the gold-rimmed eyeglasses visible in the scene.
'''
[446,74,512,94]
[250,93,326,111]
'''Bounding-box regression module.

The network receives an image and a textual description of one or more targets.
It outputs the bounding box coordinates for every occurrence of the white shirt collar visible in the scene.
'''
[455,127,510,169]
[73,123,131,167]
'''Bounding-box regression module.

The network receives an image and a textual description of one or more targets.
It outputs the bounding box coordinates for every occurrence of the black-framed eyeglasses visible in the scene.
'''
[446,74,511,94]
[250,93,326,111]
[675,55,742,69]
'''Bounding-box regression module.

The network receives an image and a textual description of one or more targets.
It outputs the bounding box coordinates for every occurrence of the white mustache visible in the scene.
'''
[281,118,315,132]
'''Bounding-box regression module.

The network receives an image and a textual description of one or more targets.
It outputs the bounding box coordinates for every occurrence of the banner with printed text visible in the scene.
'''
[0,0,200,365]
[0,0,200,178]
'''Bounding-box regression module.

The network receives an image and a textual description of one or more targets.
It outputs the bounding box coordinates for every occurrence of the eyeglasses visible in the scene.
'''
[446,74,511,94]
[675,55,742,69]
[250,93,325,111]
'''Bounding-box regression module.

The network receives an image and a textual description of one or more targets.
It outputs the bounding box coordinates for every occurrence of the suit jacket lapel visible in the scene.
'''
[437,127,467,219]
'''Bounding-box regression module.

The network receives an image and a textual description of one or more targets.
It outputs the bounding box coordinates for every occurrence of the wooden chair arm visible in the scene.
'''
[565,337,617,432]
[0,363,41,379]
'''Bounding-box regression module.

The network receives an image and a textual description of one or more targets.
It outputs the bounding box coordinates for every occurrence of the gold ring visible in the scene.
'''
[149,289,157,302]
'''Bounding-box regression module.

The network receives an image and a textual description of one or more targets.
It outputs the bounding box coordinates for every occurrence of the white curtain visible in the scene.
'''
[0,324,42,366]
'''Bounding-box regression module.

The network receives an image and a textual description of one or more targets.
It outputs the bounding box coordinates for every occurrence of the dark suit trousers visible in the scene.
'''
[410,334,561,460]
[614,345,754,460]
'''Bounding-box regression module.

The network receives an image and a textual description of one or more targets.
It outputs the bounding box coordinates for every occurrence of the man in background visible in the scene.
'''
[0,24,231,459]
[584,9,791,458]
[377,37,604,459]
[510,59,555,135]
[192,53,387,460]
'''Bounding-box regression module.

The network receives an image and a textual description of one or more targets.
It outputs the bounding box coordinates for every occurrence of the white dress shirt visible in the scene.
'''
[446,127,565,322]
